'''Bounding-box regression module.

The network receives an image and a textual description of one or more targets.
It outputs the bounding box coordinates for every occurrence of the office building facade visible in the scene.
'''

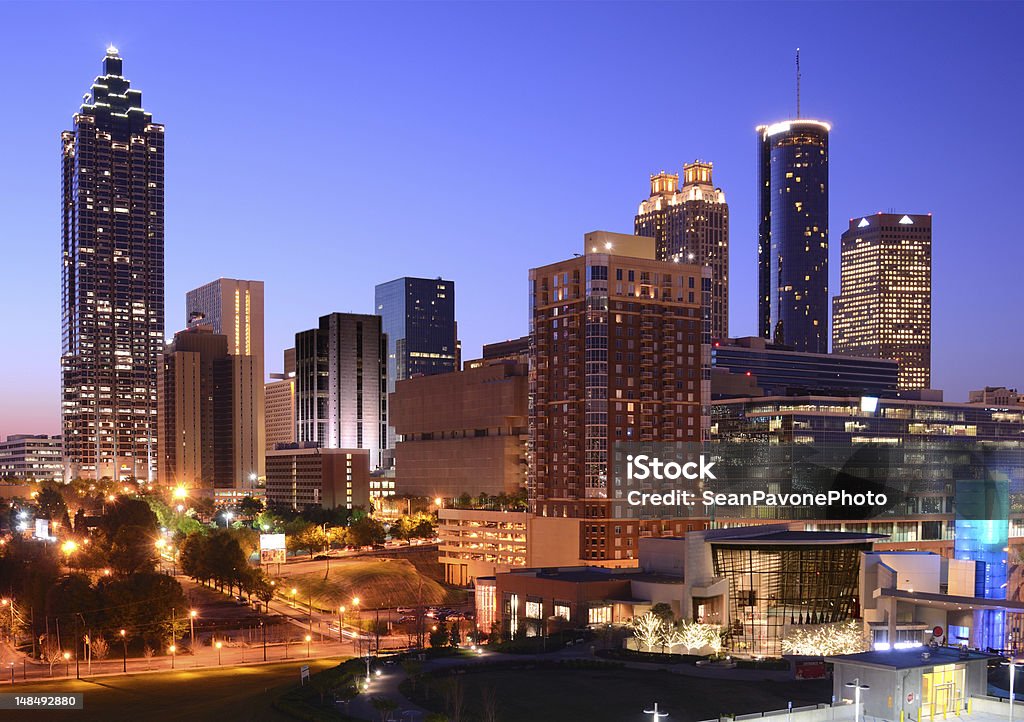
[832,213,932,390]
[711,336,898,399]
[757,119,830,353]
[265,445,370,510]
[0,435,64,482]
[635,161,730,340]
[375,277,459,456]
[529,231,710,562]
[61,47,164,482]
[390,359,529,499]
[295,313,387,470]
[157,327,235,490]
[185,278,265,484]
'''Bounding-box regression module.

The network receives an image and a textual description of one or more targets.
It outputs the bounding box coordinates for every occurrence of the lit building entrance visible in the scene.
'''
[921,664,966,718]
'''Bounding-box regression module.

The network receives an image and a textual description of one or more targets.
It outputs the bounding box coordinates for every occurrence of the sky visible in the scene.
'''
[0,1,1022,439]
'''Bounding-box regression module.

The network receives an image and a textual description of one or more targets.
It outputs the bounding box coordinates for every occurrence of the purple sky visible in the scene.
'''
[1,2,1022,439]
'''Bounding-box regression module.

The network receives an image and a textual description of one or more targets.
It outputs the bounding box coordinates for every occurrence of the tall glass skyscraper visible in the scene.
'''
[61,47,164,482]
[757,119,830,353]
[374,278,458,454]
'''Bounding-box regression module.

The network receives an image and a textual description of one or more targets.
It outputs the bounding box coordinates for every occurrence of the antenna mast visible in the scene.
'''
[796,48,801,118]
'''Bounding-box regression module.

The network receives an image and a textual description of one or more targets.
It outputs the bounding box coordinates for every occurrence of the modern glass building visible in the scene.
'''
[61,47,164,482]
[711,336,898,399]
[757,120,830,353]
[710,528,878,656]
[374,277,458,455]
[710,396,1024,537]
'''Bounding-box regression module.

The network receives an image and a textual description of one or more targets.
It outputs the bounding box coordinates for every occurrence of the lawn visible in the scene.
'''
[284,558,456,609]
[411,665,833,722]
[7,658,344,722]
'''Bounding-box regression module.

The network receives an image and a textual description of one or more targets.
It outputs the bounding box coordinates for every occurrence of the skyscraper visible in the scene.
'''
[61,47,164,482]
[635,161,730,340]
[295,313,388,470]
[185,279,265,485]
[757,119,830,353]
[374,277,458,387]
[374,277,458,455]
[529,232,710,562]
[156,327,234,490]
[265,348,296,449]
[832,213,932,390]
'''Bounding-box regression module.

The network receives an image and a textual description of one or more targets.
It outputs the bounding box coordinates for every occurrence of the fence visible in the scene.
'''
[698,703,859,722]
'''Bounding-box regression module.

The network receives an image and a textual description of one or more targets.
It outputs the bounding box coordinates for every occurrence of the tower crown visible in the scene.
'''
[649,171,678,197]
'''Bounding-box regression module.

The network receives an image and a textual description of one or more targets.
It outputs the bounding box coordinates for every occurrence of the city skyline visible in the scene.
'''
[2,2,1023,438]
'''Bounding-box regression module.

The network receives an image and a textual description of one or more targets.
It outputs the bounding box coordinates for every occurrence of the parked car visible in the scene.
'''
[314,554,330,561]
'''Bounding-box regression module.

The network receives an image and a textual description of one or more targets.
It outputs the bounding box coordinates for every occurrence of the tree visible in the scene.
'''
[401,658,423,692]
[91,636,109,661]
[429,622,448,649]
[35,484,68,521]
[108,525,158,576]
[629,612,663,652]
[650,603,675,625]
[349,516,386,547]
[480,686,500,722]
[97,497,158,540]
[142,644,154,669]
[239,496,264,518]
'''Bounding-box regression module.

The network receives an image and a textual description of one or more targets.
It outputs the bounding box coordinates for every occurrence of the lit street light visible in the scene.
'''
[845,678,869,722]
[215,641,223,665]
[1003,657,1021,722]
[189,610,198,661]
[305,634,312,658]
[119,629,127,673]
[168,644,176,669]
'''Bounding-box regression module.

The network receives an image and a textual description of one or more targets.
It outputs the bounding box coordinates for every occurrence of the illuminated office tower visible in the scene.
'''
[61,47,164,482]
[265,348,296,449]
[635,161,730,340]
[185,279,265,486]
[374,277,458,456]
[757,119,830,353]
[529,232,710,562]
[157,327,234,490]
[295,313,388,470]
[832,213,932,390]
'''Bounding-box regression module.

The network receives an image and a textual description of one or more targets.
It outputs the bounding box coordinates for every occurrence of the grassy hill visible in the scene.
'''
[284,557,457,610]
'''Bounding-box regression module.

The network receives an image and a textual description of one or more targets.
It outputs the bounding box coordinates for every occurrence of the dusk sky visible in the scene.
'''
[1,1,1021,439]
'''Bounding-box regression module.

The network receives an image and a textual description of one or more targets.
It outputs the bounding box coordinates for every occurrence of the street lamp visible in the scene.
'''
[215,641,223,665]
[62,651,70,677]
[189,610,197,660]
[1003,657,1021,722]
[305,634,312,658]
[119,629,127,673]
[290,588,297,608]
[168,644,176,669]
[338,606,346,640]
[642,703,669,722]
[222,511,234,528]
[844,678,869,722]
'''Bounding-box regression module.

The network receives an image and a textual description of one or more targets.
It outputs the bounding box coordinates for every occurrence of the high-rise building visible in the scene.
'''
[529,231,710,562]
[832,213,932,390]
[185,279,265,484]
[295,313,387,470]
[757,119,830,353]
[61,47,164,482]
[156,327,234,491]
[374,277,458,456]
[265,348,296,449]
[0,435,64,482]
[635,161,730,340]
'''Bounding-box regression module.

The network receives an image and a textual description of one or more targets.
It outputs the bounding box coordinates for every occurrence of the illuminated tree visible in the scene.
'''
[781,619,869,656]
[629,612,663,652]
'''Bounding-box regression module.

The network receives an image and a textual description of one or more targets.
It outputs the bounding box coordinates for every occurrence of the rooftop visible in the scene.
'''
[828,645,996,670]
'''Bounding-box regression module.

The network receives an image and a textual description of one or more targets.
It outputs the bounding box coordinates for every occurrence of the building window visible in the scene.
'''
[588,605,612,625]
[553,602,571,622]
[525,600,543,620]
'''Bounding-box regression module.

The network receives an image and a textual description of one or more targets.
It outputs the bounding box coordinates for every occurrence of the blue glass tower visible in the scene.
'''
[756,119,830,353]
[954,479,1010,651]
[374,277,458,453]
